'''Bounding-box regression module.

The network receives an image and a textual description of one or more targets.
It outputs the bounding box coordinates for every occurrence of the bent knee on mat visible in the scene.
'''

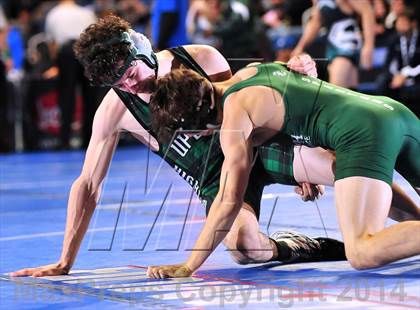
[344,237,384,270]
[223,227,267,265]
[229,251,252,265]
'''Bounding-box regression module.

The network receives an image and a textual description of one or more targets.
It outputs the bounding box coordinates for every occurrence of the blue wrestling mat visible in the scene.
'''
[1,146,419,309]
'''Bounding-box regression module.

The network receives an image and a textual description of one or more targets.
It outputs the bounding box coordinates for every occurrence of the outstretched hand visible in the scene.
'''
[360,44,373,70]
[10,263,70,278]
[295,183,325,201]
[147,263,193,279]
[390,74,407,89]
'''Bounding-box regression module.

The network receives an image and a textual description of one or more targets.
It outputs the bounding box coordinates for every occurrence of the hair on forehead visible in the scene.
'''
[74,14,133,85]
[397,8,417,22]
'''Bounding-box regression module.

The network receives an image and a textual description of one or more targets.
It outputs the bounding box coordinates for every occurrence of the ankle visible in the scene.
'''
[269,238,291,261]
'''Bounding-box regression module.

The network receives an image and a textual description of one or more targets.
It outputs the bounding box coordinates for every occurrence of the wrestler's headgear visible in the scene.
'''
[104,30,158,86]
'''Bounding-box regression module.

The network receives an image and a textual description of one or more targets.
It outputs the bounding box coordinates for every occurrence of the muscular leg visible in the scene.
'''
[223,203,276,264]
[328,57,358,88]
[223,202,345,264]
[335,176,420,269]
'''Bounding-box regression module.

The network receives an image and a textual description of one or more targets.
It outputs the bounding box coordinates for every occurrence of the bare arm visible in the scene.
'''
[348,0,375,69]
[294,147,419,217]
[185,107,253,272]
[58,102,121,270]
[292,1,322,56]
[11,90,126,277]
[183,44,232,81]
[147,94,254,278]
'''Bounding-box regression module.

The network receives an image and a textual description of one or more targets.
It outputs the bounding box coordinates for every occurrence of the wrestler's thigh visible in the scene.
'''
[328,57,358,88]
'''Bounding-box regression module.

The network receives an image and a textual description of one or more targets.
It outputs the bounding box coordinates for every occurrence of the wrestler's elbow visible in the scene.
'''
[72,174,101,202]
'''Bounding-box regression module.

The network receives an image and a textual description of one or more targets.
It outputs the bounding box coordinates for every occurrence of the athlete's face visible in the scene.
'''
[396,16,416,36]
[113,60,156,94]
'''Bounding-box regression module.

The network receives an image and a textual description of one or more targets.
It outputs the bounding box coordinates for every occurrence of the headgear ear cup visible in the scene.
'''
[129,31,157,65]
[97,29,160,86]
[120,30,159,77]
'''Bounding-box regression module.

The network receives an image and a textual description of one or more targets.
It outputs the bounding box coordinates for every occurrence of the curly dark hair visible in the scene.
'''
[73,14,132,86]
[150,69,215,143]
[397,7,417,22]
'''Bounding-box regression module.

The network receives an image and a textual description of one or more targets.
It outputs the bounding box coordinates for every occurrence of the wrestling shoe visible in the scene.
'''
[315,237,346,261]
[270,231,322,263]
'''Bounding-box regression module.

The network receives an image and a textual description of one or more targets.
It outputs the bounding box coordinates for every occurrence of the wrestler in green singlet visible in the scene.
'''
[115,47,298,218]
[221,63,420,186]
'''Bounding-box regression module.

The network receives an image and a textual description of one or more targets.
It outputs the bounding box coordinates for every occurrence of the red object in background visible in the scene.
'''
[36,90,61,135]
[73,88,83,132]
[35,89,83,136]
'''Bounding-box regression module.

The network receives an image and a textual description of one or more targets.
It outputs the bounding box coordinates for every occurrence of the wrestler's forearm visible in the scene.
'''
[294,9,321,53]
[360,9,375,49]
[59,178,97,270]
[186,198,241,271]
[184,121,253,272]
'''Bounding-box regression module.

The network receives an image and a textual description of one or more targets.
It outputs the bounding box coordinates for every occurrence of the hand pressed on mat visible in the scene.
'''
[147,263,193,279]
[10,262,70,277]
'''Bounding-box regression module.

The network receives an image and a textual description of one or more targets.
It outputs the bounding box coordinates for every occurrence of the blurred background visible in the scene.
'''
[0,0,419,153]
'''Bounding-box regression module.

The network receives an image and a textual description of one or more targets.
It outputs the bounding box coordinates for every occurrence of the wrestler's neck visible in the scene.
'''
[212,81,233,122]
[213,76,236,92]
[401,28,417,39]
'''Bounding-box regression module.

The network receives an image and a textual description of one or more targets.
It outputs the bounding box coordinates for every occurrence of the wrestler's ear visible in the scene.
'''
[152,78,159,92]
[209,99,215,110]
